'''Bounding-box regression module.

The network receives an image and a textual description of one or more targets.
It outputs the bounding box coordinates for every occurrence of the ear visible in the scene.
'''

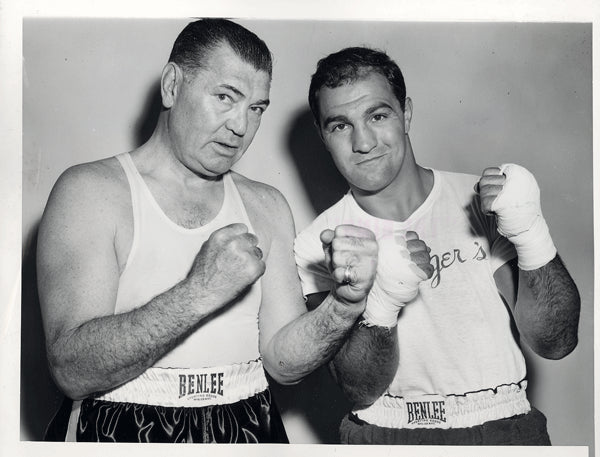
[403,97,413,134]
[160,62,180,109]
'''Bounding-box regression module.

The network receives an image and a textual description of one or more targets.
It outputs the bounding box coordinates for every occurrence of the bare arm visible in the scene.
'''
[495,255,580,360]
[320,232,432,406]
[322,291,398,406]
[250,186,377,385]
[38,165,264,399]
[479,164,580,360]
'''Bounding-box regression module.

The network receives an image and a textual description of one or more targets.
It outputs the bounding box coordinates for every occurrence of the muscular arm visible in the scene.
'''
[326,295,398,406]
[295,233,430,406]
[39,165,260,400]
[247,183,376,385]
[263,292,365,385]
[495,255,580,360]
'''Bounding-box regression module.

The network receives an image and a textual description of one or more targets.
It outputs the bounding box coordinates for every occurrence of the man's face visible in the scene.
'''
[168,43,271,177]
[317,72,411,193]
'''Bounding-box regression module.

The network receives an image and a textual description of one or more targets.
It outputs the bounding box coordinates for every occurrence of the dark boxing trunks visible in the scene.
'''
[45,389,288,443]
[339,406,551,445]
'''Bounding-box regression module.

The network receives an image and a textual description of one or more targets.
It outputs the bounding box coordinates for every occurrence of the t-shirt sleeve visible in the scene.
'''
[294,222,333,298]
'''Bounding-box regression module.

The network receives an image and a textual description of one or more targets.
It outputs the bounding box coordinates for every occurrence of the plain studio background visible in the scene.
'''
[22,18,592,451]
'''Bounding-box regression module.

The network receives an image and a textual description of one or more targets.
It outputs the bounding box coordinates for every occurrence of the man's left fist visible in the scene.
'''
[476,163,556,270]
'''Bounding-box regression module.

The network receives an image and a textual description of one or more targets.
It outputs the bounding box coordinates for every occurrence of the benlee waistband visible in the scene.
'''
[354,381,531,430]
[94,359,268,407]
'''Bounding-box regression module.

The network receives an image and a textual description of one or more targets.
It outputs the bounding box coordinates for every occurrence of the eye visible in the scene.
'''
[250,105,265,115]
[216,93,233,103]
[371,113,387,122]
[331,123,348,133]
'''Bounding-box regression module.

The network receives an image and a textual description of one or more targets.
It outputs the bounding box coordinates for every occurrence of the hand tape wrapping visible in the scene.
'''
[490,163,556,270]
[362,232,428,328]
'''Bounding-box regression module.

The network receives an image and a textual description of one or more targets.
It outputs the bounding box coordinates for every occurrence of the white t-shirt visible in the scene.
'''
[294,168,526,397]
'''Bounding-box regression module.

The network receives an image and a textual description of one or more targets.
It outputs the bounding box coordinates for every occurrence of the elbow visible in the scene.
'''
[536,338,578,360]
[47,348,91,400]
[262,359,304,386]
[525,333,578,360]
[49,362,90,400]
[343,387,382,408]
[334,367,391,407]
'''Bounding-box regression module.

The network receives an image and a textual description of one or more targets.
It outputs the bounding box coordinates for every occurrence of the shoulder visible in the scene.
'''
[43,156,130,227]
[51,156,127,199]
[431,168,481,204]
[230,171,292,222]
[230,172,295,254]
[294,194,349,261]
[296,193,349,239]
[435,168,480,189]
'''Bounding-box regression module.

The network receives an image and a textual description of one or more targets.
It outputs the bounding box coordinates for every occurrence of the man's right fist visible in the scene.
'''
[320,225,378,306]
[363,230,433,328]
[187,223,266,310]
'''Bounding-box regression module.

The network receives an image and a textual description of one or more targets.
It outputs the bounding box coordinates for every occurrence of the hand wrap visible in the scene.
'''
[490,163,556,270]
[362,232,427,328]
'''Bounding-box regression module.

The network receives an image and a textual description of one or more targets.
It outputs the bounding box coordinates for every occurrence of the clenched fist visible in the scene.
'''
[363,230,432,328]
[476,164,556,270]
[186,223,266,312]
[320,225,378,306]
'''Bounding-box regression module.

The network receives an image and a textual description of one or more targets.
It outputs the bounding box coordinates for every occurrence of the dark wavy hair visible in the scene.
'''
[308,47,406,124]
[168,18,272,79]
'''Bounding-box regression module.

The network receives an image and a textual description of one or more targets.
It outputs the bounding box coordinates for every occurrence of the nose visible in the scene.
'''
[225,107,248,137]
[351,124,376,154]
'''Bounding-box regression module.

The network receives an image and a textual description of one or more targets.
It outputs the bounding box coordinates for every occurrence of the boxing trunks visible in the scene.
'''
[45,361,288,443]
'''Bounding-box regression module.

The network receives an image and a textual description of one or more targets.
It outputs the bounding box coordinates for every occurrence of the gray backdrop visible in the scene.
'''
[21,18,593,452]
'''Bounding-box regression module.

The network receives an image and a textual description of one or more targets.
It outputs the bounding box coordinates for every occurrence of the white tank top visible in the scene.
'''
[114,152,262,368]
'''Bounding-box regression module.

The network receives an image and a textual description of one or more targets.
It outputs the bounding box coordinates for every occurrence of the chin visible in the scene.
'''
[350,178,392,194]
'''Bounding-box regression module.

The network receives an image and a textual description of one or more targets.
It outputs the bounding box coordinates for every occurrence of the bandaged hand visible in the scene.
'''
[362,231,433,328]
[477,163,556,270]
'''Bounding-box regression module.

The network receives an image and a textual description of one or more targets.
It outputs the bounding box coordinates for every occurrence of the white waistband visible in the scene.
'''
[95,359,268,407]
[354,381,531,429]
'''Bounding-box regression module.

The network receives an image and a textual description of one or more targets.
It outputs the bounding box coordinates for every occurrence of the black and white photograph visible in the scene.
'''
[1,1,596,457]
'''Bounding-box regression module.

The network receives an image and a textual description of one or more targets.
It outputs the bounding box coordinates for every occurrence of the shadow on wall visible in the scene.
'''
[20,80,165,441]
[267,107,352,443]
[134,80,163,147]
[21,223,63,440]
[284,108,348,216]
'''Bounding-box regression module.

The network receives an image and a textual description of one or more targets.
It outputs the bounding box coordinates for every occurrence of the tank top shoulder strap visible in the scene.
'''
[114,152,142,271]
[222,172,255,233]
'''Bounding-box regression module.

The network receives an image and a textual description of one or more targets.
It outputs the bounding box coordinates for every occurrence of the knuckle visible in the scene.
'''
[332,251,346,267]
[331,237,345,251]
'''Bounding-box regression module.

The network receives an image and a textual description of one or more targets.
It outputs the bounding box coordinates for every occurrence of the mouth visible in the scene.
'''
[214,141,241,154]
[356,154,386,165]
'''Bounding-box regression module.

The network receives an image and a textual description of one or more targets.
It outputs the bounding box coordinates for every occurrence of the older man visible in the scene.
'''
[38,20,381,443]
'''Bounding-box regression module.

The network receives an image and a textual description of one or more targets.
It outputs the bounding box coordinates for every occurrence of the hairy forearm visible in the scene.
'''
[515,254,580,359]
[330,323,398,407]
[48,280,214,400]
[262,293,362,385]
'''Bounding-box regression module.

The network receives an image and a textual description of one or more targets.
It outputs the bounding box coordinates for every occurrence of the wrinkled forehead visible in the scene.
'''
[191,43,271,95]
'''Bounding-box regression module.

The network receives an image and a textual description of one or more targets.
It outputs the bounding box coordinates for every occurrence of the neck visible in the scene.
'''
[350,138,433,222]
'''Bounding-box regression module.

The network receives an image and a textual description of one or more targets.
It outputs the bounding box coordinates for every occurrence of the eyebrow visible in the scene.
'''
[219,84,270,107]
[322,114,350,128]
[365,102,395,115]
[322,102,395,128]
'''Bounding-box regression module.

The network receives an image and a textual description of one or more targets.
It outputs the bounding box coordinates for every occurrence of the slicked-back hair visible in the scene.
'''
[309,47,406,124]
[168,18,272,79]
